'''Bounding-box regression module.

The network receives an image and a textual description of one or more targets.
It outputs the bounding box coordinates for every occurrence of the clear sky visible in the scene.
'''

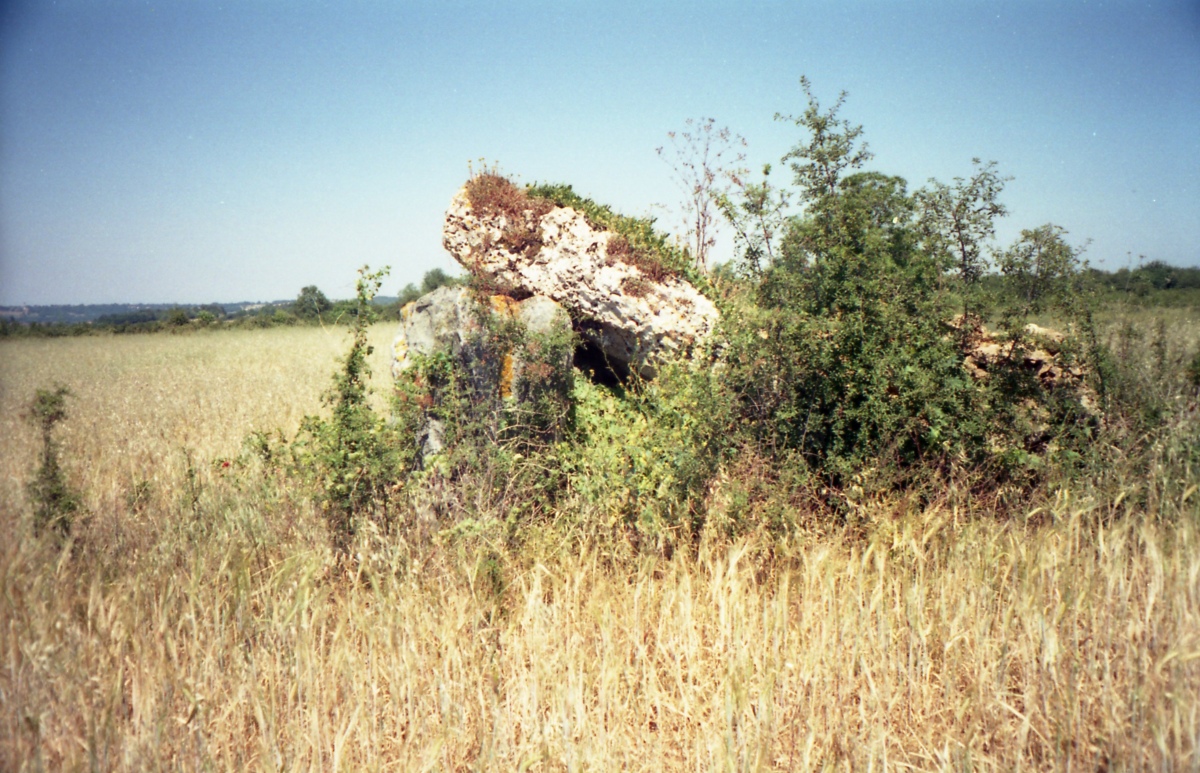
[1,0,1197,305]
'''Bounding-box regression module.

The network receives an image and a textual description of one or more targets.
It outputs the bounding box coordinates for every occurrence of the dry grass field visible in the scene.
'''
[1,315,1198,770]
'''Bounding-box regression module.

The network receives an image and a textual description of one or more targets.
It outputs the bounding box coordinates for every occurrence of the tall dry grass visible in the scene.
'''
[0,325,395,525]
[1,319,1198,770]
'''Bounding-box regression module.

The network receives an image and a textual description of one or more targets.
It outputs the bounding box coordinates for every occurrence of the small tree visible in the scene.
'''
[657,117,747,273]
[293,285,333,320]
[397,283,421,305]
[164,307,190,328]
[420,268,456,294]
[778,76,873,205]
[917,159,1010,328]
[996,223,1083,317]
[721,79,982,482]
[718,163,792,278]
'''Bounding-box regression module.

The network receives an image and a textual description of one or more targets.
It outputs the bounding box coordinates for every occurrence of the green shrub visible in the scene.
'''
[550,360,729,550]
[271,308,297,326]
[720,101,985,484]
[164,307,190,328]
[713,79,1098,495]
[292,285,333,320]
[293,266,410,553]
[27,385,81,539]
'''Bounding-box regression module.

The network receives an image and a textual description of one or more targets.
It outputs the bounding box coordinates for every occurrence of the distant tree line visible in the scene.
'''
[1098,261,1200,292]
[967,260,1200,310]
[0,268,461,338]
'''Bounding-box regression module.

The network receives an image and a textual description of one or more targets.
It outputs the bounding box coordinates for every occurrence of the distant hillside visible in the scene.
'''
[0,296,419,326]
[0,301,295,325]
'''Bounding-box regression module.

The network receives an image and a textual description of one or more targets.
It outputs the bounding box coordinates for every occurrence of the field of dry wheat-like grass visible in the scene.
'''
[0,325,395,522]
[1,319,1198,771]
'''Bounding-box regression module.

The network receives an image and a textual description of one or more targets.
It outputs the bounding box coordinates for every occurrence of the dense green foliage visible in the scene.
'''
[391,291,578,540]
[706,81,1098,493]
[26,385,80,539]
[259,266,579,552]
[292,285,333,320]
[1096,260,1200,293]
[292,268,411,552]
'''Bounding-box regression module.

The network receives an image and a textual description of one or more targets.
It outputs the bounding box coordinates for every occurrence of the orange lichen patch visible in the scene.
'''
[489,294,521,318]
[499,353,515,399]
[488,295,521,398]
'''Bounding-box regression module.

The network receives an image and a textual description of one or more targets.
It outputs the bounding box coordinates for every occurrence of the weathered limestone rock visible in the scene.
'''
[442,186,719,378]
[391,285,573,460]
[392,286,474,380]
[960,320,1100,421]
[392,287,568,378]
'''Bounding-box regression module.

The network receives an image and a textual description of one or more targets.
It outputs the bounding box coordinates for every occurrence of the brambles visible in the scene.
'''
[390,289,576,539]
[710,79,1101,496]
[294,266,409,553]
[720,85,984,486]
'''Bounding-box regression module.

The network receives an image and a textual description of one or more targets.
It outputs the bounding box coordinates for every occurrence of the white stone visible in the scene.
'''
[442,187,719,378]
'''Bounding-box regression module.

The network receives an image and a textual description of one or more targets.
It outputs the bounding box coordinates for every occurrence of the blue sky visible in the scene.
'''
[1,0,1197,305]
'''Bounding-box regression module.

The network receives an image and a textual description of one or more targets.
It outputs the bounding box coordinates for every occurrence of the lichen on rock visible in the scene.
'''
[391,285,573,463]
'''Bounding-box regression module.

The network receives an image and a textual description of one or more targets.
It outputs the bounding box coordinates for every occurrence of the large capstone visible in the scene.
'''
[442,184,719,378]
